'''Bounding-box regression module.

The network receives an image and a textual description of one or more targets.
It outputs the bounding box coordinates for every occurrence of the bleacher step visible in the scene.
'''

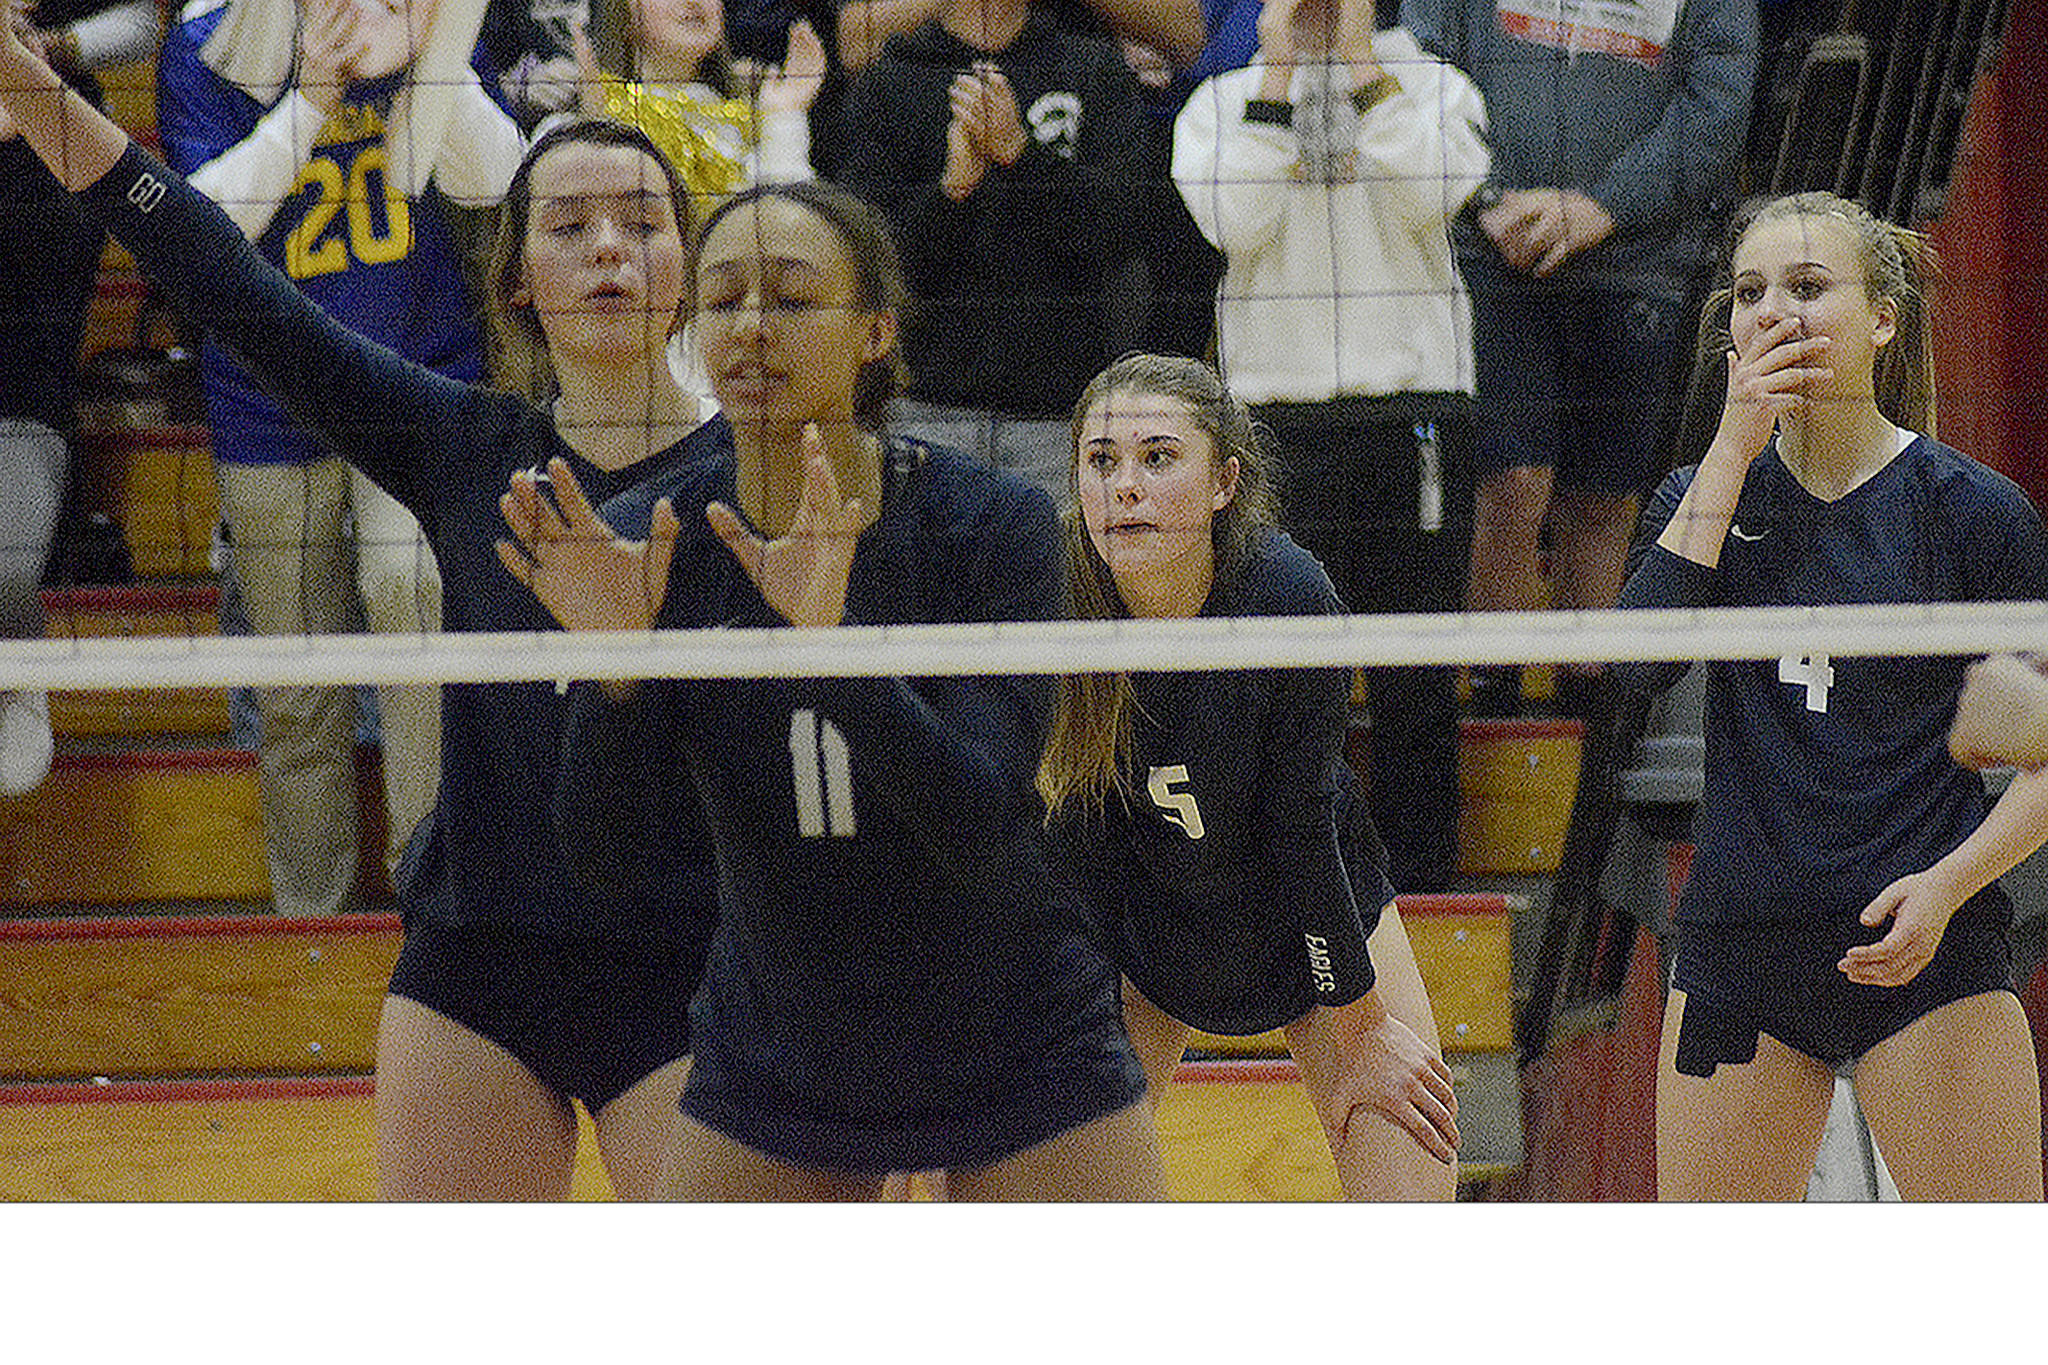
[0,913,399,1078]
[41,585,229,738]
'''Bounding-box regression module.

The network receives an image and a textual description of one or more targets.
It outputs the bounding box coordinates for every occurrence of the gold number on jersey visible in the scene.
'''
[284,146,413,279]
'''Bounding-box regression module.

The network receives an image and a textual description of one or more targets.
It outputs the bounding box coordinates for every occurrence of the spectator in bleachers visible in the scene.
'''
[571,0,820,197]
[1405,0,1758,716]
[1173,0,1488,892]
[1121,0,1257,361]
[156,0,523,913]
[837,0,1148,505]
[0,0,161,796]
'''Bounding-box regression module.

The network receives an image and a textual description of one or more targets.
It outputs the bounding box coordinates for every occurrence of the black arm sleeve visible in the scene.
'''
[75,143,477,528]
[1258,663,1377,1003]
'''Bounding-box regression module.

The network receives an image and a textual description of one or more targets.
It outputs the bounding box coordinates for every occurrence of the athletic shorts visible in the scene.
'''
[1468,286,1684,497]
[387,918,704,1114]
[679,935,1147,1174]
[1670,910,2014,1078]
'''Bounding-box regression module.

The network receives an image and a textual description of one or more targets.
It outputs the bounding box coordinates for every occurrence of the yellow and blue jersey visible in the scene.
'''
[156,2,501,465]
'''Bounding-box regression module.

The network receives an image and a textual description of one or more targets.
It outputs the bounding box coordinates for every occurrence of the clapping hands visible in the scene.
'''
[942,61,1024,200]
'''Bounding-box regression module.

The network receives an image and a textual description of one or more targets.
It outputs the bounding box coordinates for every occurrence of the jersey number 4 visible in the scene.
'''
[284,146,412,281]
[1148,765,1206,840]
[1780,653,1834,712]
[790,709,856,838]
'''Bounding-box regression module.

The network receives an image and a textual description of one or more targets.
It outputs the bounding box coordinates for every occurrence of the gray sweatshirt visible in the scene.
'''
[1405,0,1759,301]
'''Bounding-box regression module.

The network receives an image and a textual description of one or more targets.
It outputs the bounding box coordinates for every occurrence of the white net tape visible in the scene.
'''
[6,599,2048,692]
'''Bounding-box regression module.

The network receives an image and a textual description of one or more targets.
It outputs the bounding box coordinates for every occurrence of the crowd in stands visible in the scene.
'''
[18,0,2048,1210]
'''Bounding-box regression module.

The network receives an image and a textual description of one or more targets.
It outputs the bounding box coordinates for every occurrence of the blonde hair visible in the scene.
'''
[1703,190,1941,436]
[1037,355,1279,819]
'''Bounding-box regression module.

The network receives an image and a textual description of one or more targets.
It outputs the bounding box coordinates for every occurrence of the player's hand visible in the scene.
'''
[706,423,863,629]
[1950,654,2048,771]
[297,0,366,116]
[1843,867,1967,987]
[497,457,678,633]
[757,20,827,113]
[1714,312,1834,464]
[941,101,986,200]
[1325,1004,1460,1166]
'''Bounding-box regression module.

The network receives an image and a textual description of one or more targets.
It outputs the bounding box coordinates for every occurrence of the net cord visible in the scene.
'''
[5,600,2047,691]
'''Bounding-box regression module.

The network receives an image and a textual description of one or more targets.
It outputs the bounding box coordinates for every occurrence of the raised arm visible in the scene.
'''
[5,31,478,515]
[1,23,126,186]
[157,0,342,238]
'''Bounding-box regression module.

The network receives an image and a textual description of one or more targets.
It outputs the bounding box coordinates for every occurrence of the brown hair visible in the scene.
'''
[1702,190,1940,436]
[485,117,694,401]
[596,0,742,98]
[1037,354,1280,818]
[695,180,910,430]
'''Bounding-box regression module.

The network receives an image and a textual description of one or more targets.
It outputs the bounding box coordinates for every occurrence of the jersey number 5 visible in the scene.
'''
[284,146,412,280]
[790,709,856,838]
[1148,765,1205,840]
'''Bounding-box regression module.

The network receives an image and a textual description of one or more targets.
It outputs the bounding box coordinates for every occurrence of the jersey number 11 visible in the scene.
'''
[790,709,857,837]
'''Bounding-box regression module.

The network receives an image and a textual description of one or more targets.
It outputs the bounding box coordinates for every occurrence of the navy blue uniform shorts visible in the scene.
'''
[387,918,703,1114]
[1671,910,2014,1078]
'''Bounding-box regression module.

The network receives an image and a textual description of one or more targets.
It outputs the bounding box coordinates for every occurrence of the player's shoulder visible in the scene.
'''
[1229,529,1343,618]
[896,437,1060,546]
[1908,433,2039,517]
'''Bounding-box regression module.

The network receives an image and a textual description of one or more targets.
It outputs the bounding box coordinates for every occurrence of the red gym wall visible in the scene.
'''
[1928,0,2048,503]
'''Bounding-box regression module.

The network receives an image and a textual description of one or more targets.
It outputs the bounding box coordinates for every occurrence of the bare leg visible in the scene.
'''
[1655,989,1836,1201]
[375,994,578,1200]
[1547,488,1640,615]
[1853,991,2043,1201]
[1465,465,1553,613]
[592,1056,692,1201]
[944,1100,1167,1201]
[1286,903,1457,1201]
[666,1114,887,1200]
[1121,978,1197,1107]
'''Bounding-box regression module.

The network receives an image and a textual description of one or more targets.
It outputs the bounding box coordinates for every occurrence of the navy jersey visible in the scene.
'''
[1620,434,2048,926]
[1053,531,1390,1035]
[81,143,720,945]
[562,438,1143,1170]
[156,1,497,465]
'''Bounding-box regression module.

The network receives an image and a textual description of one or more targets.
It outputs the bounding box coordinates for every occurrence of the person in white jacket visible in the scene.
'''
[156,0,523,917]
[1172,0,1487,895]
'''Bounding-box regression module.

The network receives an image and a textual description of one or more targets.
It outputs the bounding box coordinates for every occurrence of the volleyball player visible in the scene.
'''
[1618,191,2048,1200]
[498,181,1166,1199]
[1037,354,1459,1199]
[0,32,725,1198]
